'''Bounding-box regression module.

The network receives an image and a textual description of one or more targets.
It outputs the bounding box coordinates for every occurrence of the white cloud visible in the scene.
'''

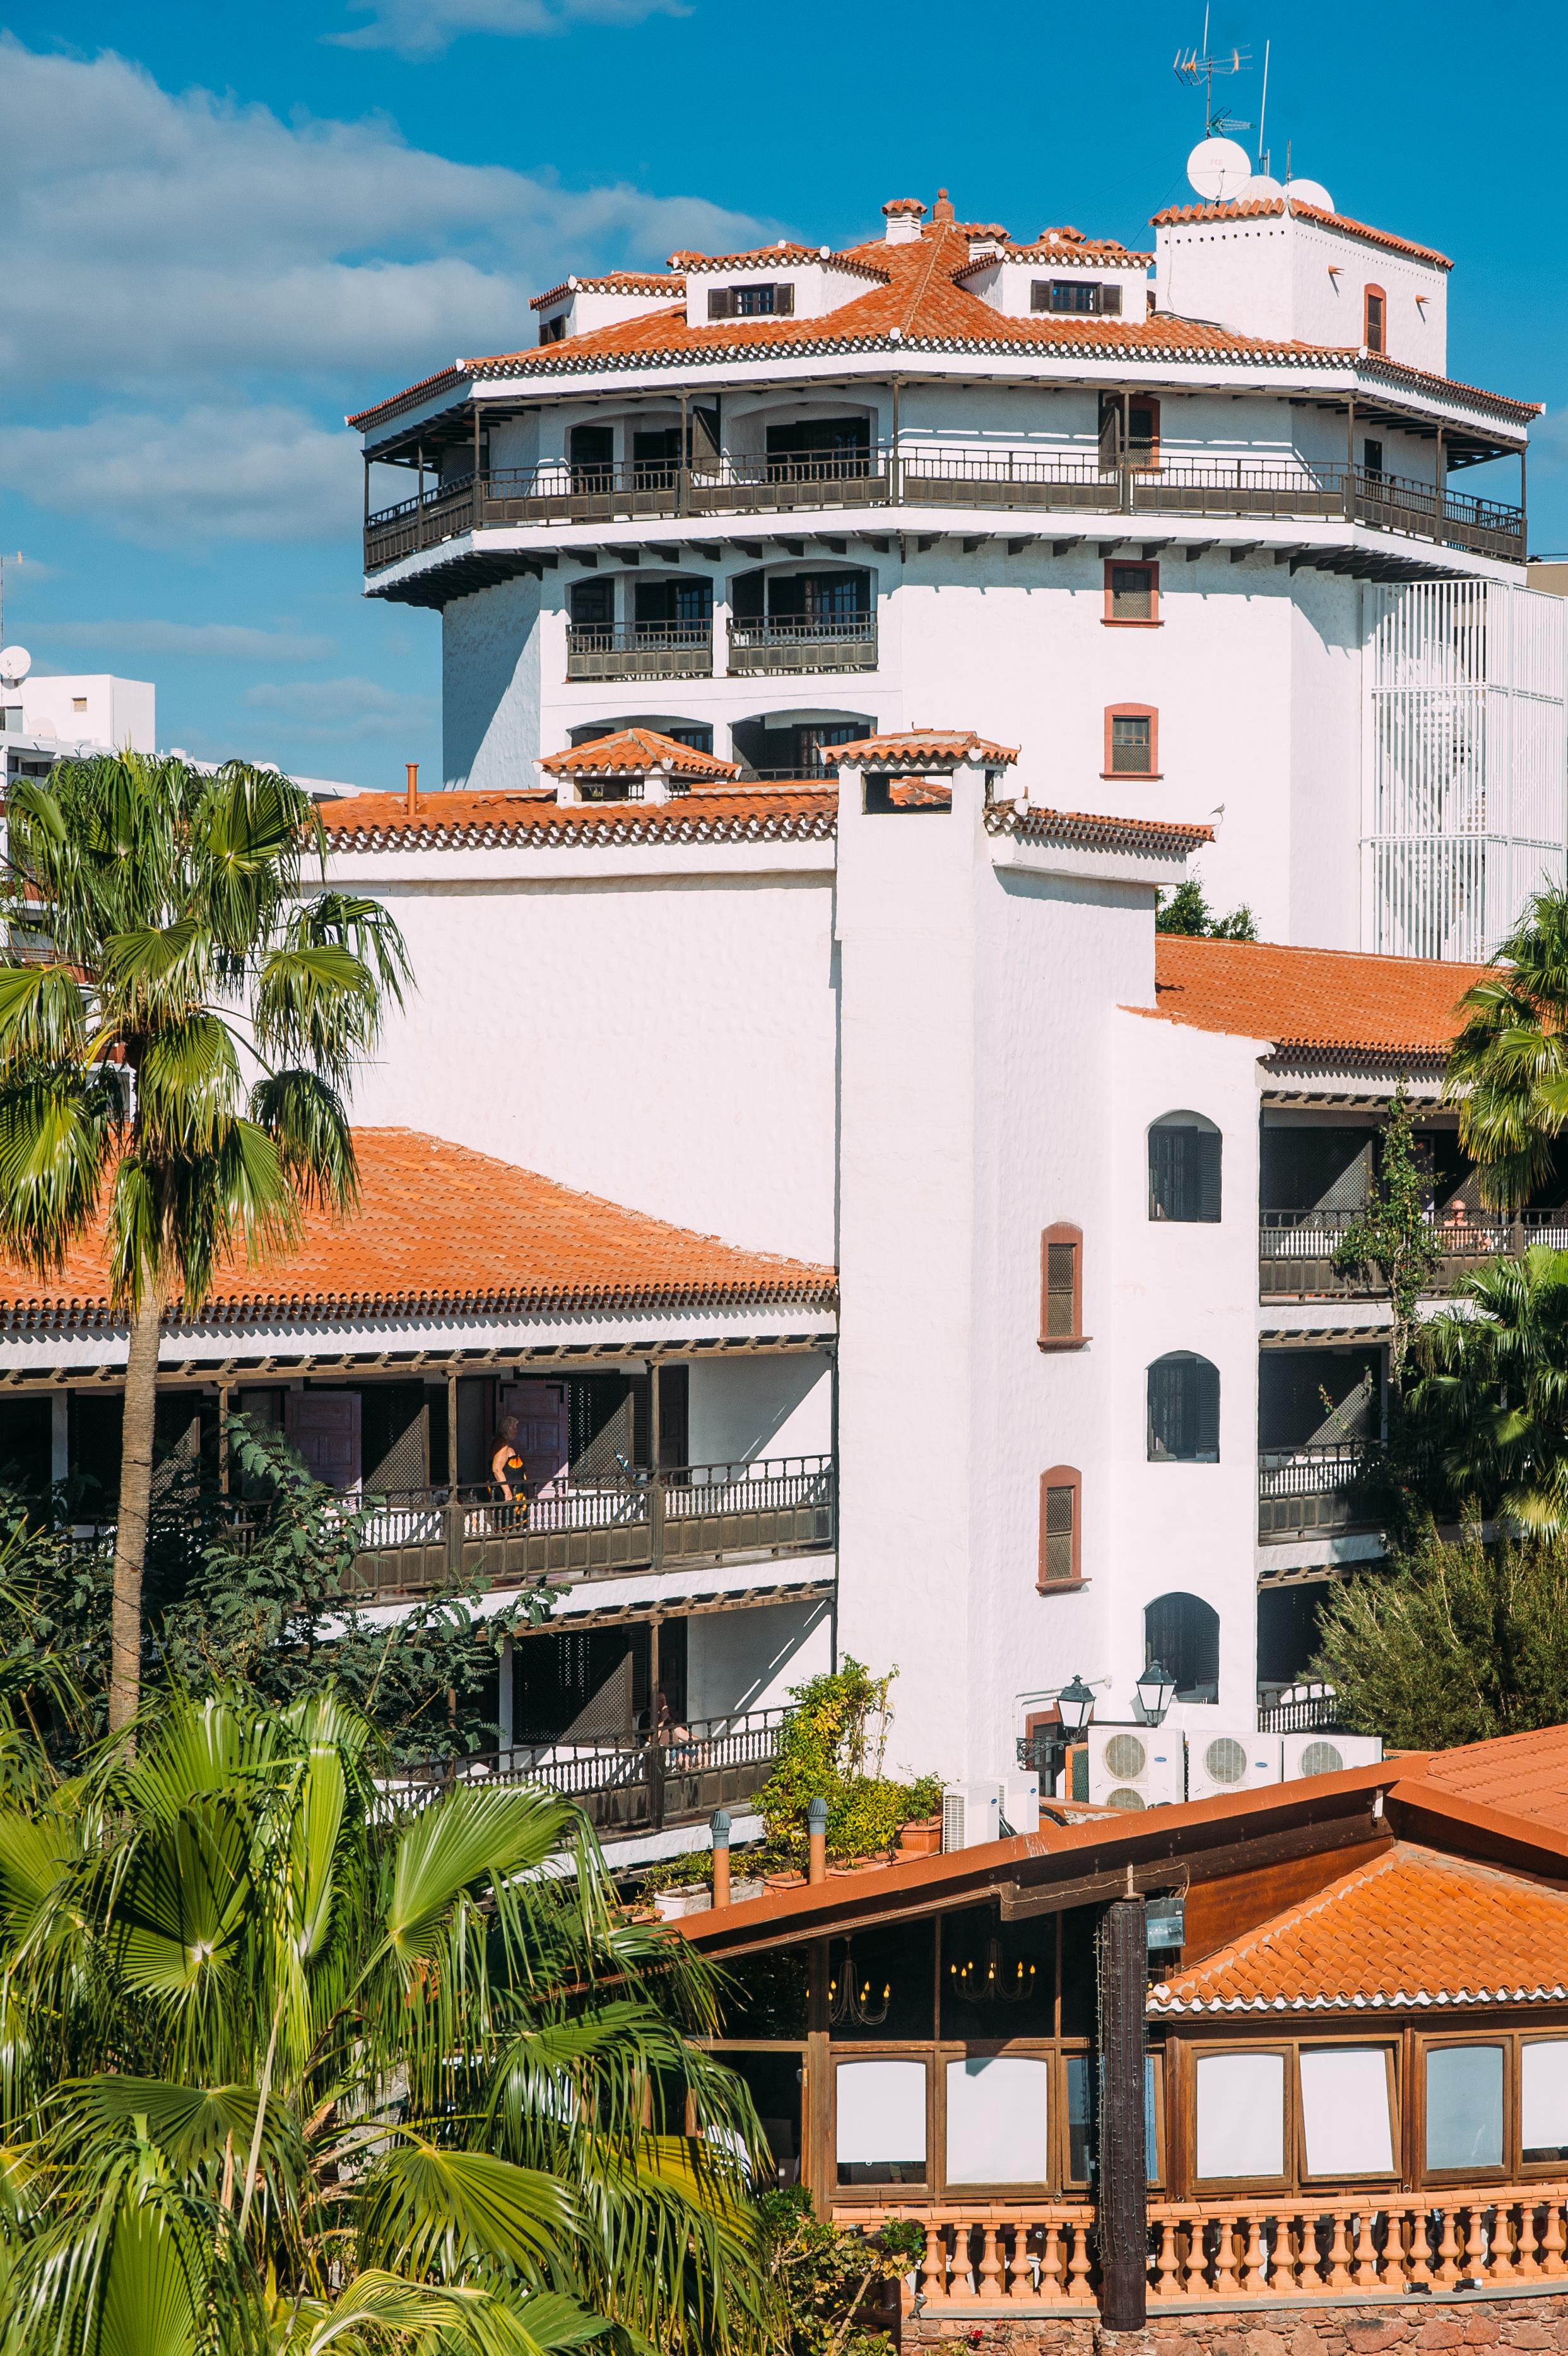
[332,0,685,57]
[242,674,435,745]
[35,618,336,661]
[0,406,358,548]
[0,42,769,399]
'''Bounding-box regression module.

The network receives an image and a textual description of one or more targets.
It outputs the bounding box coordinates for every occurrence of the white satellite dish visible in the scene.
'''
[1187,137,1253,203]
[1239,173,1283,201]
[0,645,31,685]
[1285,177,1335,214]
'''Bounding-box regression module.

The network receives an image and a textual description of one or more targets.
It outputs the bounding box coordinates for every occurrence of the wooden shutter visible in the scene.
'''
[707,285,736,319]
[1199,1128,1223,1222]
[1039,1223,1085,1349]
[1038,1467,1082,1587]
[1195,1360,1221,1461]
[1098,394,1122,473]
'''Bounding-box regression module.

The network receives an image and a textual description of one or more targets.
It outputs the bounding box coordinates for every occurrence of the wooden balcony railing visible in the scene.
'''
[365,452,1526,573]
[856,2184,1568,2312]
[344,1453,836,1600]
[1259,1206,1568,1300]
[725,616,878,675]
[564,623,712,680]
[1258,1440,1381,1541]
[392,1704,792,1837]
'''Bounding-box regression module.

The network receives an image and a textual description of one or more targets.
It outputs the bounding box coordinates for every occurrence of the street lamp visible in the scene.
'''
[1057,1673,1096,1736]
[1136,1658,1177,1726]
[1017,1673,1097,1786]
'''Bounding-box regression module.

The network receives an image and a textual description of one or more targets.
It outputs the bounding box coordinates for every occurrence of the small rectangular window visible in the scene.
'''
[1031,278,1122,315]
[71,697,88,712]
[538,314,565,345]
[1067,2053,1159,2184]
[1039,1224,1083,1346]
[1364,288,1386,353]
[708,281,794,319]
[945,2055,1050,2186]
[835,2058,926,2186]
[1105,561,1157,623]
[1299,2046,1396,2177]
[1523,2041,1568,2164]
[1424,2043,1504,2174]
[1196,2050,1287,2182]
[1039,1475,1078,1586]
[1110,713,1153,774]
[1363,438,1384,477]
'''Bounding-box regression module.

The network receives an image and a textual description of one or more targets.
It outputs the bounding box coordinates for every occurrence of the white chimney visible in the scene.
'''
[883,198,926,247]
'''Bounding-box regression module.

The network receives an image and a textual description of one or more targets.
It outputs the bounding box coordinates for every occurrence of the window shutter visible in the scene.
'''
[707,286,736,320]
[1039,1224,1084,1347]
[1098,396,1121,473]
[1038,1468,1081,1587]
[1196,1360,1221,1461]
[1199,1128,1223,1222]
[775,281,795,315]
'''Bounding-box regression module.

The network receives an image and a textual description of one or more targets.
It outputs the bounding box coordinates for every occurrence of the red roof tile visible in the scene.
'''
[1143,935,1483,1059]
[993,804,1213,857]
[1152,1843,1568,2012]
[318,785,837,851]
[1150,195,1453,271]
[537,728,740,780]
[831,727,1019,767]
[531,271,684,310]
[1412,1723,1568,1837]
[0,1129,836,1332]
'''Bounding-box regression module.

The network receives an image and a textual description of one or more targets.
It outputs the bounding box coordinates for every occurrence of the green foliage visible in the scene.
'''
[1332,1083,1443,1381]
[1446,885,1568,1210]
[757,2188,923,2356]
[1153,879,1258,940]
[755,1661,943,1869]
[0,1688,770,2355]
[1313,1525,1568,1750]
[1404,1246,1568,1536]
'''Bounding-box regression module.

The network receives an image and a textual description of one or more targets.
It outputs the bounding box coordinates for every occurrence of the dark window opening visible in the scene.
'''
[539,313,565,345]
[1032,278,1122,315]
[1108,561,1156,621]
[1256,1582,1329,1689]
[764,415,869,465]
[1148,1114,1222,1223]
[1147,1353,1220,1463]
[722,2049,803,2186]
[1258,1346,1382,1451]
[1144,1589,1220,1703]
[634,577,712,630]
[568,423,614,489]
[1260,1123,1376,1216]
[1099,392,1160,465]
[709,281,794,319]
[940,1903,1055,2037]
[1363,438,1384,479]
[1039,1470,1080,1587]
[1364,288,1386,353]
[569,578,613,628]
[766,568,871,622]
[514,1617,688,1743]
[1111,712,1153,774]
[0,1396,50,1510]
[829,1918,936,2042]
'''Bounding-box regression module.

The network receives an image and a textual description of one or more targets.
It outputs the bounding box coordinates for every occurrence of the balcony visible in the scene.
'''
[1259,1206,1568,1300]
[365,454,1526,575]
[332,1452,836,1603]
[1258,1440,1382,1542]
[565,622,712,681]
[726,615,877,676]
[395,1703,790,1840]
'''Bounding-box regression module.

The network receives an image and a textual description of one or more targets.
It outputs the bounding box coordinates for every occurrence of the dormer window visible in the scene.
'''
[1032,279,1122,315]
[538,314,566,345]
[707,282,795,319]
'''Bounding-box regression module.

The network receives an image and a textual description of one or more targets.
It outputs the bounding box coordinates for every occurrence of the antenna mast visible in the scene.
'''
[1256,38,1270,172]
[1173,28,1253,139]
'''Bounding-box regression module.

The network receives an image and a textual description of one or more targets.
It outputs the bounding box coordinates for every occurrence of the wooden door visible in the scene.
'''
[284,1390,362,1492]
[500,1381,570,1495]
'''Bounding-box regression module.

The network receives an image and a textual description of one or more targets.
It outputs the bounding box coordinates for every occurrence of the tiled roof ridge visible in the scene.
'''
[987,803,1213,856]
[669,242,888,285]
[1149,194,1453,271]
[531,271,686,309]
[832,726,1020,767]
[957,236,1154,273]
[319,787,837,851]
[537,727,741,779]
[1152,1844,1404,2008]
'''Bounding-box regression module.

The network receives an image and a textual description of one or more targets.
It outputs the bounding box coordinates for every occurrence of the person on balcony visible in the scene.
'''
[491,1416,529,1518]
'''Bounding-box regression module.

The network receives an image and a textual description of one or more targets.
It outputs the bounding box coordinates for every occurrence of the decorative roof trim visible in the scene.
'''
[321,796,838,853]
[988,803,1213,856]
[670,244,888,284]
[531,272,685,310]
[1150,1984,1568,2014]
[832,728,1019,769]
[1149,196,1453,271]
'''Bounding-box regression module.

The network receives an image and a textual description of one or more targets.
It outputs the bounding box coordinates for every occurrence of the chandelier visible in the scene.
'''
[828,1938,890,2027]
[948,1935,1037,2006]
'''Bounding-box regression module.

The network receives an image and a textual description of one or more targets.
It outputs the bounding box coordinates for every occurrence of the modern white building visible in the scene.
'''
[350,182,1562,963]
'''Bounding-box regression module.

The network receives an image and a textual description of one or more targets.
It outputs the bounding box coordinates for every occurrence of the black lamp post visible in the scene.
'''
[1017,1673,1097,1785]
[1135,1658,1177,1726]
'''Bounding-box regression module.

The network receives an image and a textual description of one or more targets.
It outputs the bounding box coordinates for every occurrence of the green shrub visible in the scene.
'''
[759,2186,924,2356]
[757,1658,943,1868]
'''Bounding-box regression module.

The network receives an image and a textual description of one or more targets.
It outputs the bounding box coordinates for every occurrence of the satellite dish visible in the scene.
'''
[0,645,31,685]
[1285,177,1335,214]
[1239,173,1283,201]
[1187,137,1253,203]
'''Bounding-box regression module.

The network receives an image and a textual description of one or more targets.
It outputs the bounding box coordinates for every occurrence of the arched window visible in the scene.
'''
[1148,1112,1222,1223]
[1039,1223,1085,1348]
[1363,284,1386,354]
[1145,1591,1220,1702]
[1147,1353,1220,1462]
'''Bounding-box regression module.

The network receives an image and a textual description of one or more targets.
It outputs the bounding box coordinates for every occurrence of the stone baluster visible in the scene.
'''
[1153,2217,1180,2300]
[1211,2215,1240,2296]
[1324,2209,1353,2291]
[921,2220,951,2306]
[1433,2201,1461,2288]
[1066,2219,1095,2303]
[1352,2206,1380,2287]
[977,2226,1004,2304]
[1405,2203,1434,2290]
[1241,2213,1268,2292]
[1541,2194,1567,2278]
[1037,2218,1062,2302]
[1516,2195,1541,2279]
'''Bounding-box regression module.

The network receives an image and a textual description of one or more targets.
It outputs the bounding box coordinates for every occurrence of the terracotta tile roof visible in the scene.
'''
[1152,1844,1568,2013]
[531,271,684,309]
[669,242,887,284]
[882,199,927,218]
[960,228,1153,271]
[1412,1723,1568,1836]
[831,727,1020,767]
[1143,935,1484,1060]
[989,804,1213,857]
[537,728,740,780]
[1150,196,1453,271]
[318,785,837,852]
[0,1129,837,1333]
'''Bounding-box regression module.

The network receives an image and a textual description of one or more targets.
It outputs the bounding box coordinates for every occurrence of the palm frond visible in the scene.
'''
[0,1071,115,1277]
[248,1072,358,1215]
[0,966,90,1071]
[253,946,381,1081]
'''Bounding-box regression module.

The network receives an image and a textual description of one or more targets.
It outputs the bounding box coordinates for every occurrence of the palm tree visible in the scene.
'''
[1406,1246,1568,1534]
[0,1690,765,2354]
[1446,885,1568,1208]
[0,753,410,1731]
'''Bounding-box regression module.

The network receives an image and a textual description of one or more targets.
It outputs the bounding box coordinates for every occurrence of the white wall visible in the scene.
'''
[684,1594,833,1719]
[1157,213,1447,372]
[21,674,155,753]
[444,574,543,792]
[687,1353,832,1465]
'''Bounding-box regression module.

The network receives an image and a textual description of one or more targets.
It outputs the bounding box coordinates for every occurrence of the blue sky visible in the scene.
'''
[0,0,1562,787]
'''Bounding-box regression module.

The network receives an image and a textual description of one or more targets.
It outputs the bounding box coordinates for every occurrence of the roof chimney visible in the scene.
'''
[404,761,418,815]
[933,187,955,223]
[882,197,926,247]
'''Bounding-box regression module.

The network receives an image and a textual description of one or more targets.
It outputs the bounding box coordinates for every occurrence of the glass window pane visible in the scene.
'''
[1300,2047,1394,2176]
[828,1921,934,2041]
[835,2058,926,2186]
[1425,2044,1504,2172]
[1066,2052,1160,2183]
[1523,2041,1568,2163]
[945,2056,1049,2186]
[1195,2051,1286,2180]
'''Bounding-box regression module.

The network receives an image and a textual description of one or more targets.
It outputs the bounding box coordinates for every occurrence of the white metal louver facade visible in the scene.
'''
[1364,580,1567,962]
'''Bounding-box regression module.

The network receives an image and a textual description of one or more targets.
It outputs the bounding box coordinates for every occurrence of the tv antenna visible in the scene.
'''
[1174,8,1253,140]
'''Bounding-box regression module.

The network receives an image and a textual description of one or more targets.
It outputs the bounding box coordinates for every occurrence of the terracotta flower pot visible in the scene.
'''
[897,1816,942,1857]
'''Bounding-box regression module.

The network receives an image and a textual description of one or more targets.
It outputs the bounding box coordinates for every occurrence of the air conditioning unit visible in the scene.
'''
[1003,1775,1040,1836]
[1281,1730,1382,1781]
[1186,1729,1283,1802]
[942,1782,1003,1851]
[1085,1724,1183,1812]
